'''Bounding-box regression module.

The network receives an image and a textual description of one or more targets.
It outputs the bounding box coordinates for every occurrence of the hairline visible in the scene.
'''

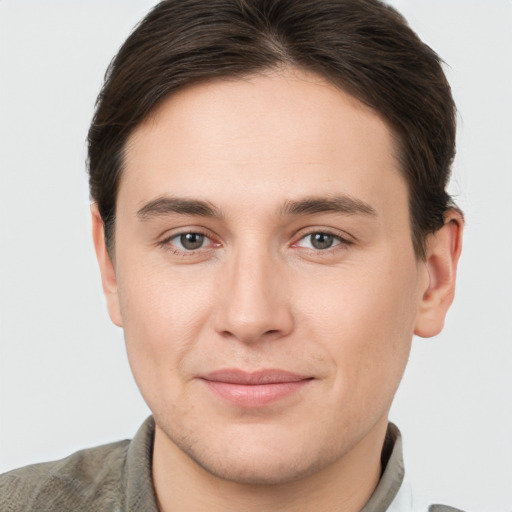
[102,66,433,261]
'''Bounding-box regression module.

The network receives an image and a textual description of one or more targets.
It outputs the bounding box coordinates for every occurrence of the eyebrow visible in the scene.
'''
[280,195,377,217]
[136,194,377,221]
[137,197,223,220]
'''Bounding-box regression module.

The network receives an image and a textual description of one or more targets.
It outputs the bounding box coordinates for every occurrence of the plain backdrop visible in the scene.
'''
[0,1,511,511]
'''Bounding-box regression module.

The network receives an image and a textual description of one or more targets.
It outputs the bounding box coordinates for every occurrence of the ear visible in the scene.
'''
[91,204,123,327]
[414,210,464,338]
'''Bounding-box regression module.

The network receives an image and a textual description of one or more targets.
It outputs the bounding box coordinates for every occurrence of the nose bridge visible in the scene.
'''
[214,241,293,343]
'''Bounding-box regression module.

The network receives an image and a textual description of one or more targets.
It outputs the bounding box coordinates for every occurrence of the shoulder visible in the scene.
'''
[0,439,130,512]
[428,507,467,512]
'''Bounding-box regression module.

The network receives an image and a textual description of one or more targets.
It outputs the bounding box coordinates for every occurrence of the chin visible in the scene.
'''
[189,446,327,486]
[166,421,341,486]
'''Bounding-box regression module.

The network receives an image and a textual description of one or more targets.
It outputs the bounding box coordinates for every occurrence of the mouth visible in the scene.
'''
[199,369,314,408]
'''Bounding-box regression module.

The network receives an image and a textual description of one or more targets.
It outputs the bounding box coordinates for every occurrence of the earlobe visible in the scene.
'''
[414,210,463,338]
[91,204,123,327]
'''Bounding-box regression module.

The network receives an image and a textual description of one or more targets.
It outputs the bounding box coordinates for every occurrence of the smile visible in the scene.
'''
[200,369,313,408]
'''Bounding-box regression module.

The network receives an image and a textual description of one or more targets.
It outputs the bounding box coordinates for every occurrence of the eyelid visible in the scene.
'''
[156,226,354,255]
[158,227,221,253]
[291,227,355,248]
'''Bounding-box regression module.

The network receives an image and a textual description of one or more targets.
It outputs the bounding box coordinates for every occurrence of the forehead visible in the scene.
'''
[121,68,405,217]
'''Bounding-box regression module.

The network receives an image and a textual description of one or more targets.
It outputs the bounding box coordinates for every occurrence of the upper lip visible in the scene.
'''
[201,369,312,385]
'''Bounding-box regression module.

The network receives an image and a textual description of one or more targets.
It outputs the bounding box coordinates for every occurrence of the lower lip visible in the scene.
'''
[203,380,311,408]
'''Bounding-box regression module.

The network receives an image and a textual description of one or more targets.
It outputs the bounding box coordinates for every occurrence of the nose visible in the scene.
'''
[213,247,294,344]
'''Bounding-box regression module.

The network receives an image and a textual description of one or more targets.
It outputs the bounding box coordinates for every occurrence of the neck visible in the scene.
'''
[152,419,388,512]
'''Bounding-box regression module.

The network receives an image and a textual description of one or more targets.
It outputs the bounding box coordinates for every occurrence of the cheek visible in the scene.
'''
[296,257,419,394]
[115,260,217,394]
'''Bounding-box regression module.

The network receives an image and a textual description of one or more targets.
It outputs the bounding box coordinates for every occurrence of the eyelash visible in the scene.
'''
[157,229,217,256]
[157,229,353,257]
[292,230,353,252]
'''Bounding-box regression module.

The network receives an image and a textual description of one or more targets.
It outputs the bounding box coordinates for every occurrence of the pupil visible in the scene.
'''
[311,233,333,250]
[180,233,204,250]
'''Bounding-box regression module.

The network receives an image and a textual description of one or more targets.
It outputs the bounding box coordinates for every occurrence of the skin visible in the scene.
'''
[93,67,462,512]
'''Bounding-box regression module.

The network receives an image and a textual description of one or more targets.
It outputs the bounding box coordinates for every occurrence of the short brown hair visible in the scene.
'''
[88,0,457,258]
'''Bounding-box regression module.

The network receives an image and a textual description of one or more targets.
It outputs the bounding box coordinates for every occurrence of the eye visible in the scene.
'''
[162,232,213,252]
[295,232,347,250]
[176,232,206,250]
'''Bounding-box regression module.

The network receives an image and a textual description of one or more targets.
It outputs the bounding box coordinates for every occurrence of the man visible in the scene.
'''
[1,0,464,510]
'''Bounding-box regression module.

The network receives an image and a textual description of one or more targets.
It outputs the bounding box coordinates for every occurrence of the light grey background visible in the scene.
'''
[1,1,511,511]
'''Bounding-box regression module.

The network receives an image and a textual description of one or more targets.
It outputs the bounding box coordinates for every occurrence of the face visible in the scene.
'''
[101,68,430,484]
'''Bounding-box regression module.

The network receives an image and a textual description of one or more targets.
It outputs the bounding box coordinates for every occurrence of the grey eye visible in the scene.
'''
[179,233,205,250]
[309,233,335,250]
